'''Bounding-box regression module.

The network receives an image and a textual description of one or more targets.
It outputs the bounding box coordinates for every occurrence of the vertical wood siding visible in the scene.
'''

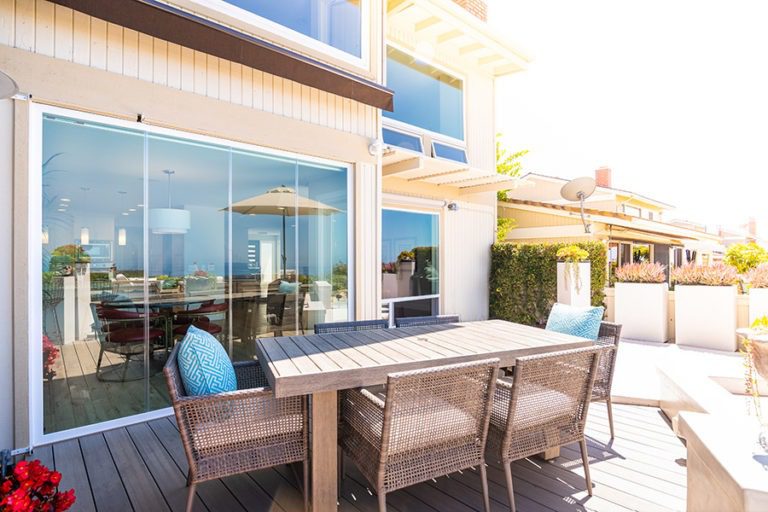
[0,0,377,138]
[354,162,381,320]
[443,198,495,321]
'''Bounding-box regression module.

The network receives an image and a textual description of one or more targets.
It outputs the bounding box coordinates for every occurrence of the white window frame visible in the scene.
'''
[163,0,370,70]
[381,199,443,326]
[28,102,355,445]
[383,42,467,147]
[382,125,425,155]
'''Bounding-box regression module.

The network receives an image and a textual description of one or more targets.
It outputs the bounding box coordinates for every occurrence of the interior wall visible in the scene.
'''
[0,99,13,450]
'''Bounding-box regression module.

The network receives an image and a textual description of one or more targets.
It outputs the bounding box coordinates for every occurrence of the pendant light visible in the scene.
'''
[79,187,90,245]
[149,169,191,235]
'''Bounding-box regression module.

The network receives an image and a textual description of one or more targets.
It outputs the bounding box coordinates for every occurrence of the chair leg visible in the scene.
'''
[303,458,310,512]
[377,490,386,512]
[185,483,197,512]
[579,439,593,496]
[96,345,105,375]
[480,463,491,512]
[606,397,615,440]
[503,461,516,512]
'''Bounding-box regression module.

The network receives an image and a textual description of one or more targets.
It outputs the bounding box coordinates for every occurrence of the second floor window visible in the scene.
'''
[225,0,363,58]
[384,46,464,141]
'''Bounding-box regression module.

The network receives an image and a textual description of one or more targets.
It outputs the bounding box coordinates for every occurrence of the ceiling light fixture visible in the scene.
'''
[149,169,191,235]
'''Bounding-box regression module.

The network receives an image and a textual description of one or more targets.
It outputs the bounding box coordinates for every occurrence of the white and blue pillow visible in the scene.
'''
[545,303,604,340]
[177,325,237,396]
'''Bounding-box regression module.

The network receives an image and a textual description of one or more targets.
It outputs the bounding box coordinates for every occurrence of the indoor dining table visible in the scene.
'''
[254,319,593,512]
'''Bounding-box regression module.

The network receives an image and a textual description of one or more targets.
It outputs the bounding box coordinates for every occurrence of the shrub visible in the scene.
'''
[671,263,739,286]
[0,459,76,511]
[615,262,667,284]
[746,263,768,289]
[724,242,768,274]
[490,241,607,326]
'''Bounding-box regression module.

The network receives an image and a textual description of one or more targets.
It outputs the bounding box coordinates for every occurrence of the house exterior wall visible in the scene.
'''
[0,0,379,139]
[0,99,13,450]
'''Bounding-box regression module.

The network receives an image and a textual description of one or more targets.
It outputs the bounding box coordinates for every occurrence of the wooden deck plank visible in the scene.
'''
[103,428,171,512]
[78,433,132,512]
[51,439,97,512]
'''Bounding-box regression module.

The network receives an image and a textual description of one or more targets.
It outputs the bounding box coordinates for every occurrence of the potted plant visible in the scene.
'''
[671,262,739,351]
[614,262,669,342]
[0,459,76,511]
[396,250,415,298]
[556,245,590,307]
[747,263,768,325]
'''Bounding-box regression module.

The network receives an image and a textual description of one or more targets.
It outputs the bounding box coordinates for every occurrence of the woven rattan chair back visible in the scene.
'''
[592,321,622,402]
[314,319,388,334]
[495,346,601,463]
[376,359,498,496]
[395,314,460,328]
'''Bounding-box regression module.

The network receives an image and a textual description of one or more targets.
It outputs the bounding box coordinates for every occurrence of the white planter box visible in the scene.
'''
[557,261,591,307]
[675,285,737,351]
[615,282,669,342]
[749,288,768,326]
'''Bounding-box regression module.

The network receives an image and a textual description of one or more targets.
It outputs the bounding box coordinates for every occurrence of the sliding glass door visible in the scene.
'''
[381,208,439,325]
[39,108,350,436]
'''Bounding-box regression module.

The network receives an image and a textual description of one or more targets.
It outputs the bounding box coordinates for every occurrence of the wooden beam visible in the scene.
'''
[437,29,463,44]
[479,54,504,66]
[415,16,440,31]
[459,180,520,195]
[459,42,483,55]
[382,157,423,177]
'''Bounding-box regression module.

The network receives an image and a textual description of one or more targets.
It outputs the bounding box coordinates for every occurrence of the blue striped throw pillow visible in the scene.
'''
[545,303,604,340]
[177,325,237,396]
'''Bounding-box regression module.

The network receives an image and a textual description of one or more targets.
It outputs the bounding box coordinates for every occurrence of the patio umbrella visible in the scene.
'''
[224,186,340,279]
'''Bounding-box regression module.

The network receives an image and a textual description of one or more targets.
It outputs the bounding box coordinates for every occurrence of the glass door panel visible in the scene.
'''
[41,114,146,434]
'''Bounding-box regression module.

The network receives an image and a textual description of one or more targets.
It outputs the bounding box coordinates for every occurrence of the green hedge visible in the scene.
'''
[489,241,607,326]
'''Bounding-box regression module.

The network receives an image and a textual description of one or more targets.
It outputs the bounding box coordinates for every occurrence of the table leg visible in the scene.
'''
[312,390,338,512]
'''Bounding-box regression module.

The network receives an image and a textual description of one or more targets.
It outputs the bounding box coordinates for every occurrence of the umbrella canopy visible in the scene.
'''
[224,186,341,279]
[227,185,340,216]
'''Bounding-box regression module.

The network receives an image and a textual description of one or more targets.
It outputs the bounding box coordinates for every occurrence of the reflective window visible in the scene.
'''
[432,141,468,163]
[382,209,439,322]
[225,0,362,58]
[41,112,349,434]
[382,127,423,153]
[384,46,464,140]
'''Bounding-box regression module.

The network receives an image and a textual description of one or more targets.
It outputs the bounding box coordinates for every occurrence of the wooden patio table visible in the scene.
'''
[254,319,592,512]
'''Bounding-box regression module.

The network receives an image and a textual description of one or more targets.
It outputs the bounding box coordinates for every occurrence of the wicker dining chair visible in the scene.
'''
[340,358,500,512]
[314,319,388,334]
[164,344,309,512]
[487,346,603,512]
[394,314,460,328]
[593,321,622,439]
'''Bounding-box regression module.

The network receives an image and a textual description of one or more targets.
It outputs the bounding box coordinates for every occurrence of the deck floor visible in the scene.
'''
[35,402,687,512]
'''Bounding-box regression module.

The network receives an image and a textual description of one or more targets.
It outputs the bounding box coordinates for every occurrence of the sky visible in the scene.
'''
[489,0,768,236]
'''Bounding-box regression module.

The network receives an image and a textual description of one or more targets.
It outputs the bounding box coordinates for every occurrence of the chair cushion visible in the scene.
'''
[545,303,604,340]
[178,325,236,396]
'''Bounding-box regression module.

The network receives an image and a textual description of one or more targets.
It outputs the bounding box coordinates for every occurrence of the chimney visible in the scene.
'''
[595,167,612,188]
[452,0,487,21]
[748,216,757,240]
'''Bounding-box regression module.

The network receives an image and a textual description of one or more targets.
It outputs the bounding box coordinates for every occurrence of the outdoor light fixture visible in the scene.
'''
[150,169,191,235]
[447,202,459,211]
[0,70,18,100]
[560,177,596,234]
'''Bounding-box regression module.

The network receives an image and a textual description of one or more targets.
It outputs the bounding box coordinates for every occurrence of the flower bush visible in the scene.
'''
[746,263,768,289]
[724,242,768,274]
[0,460,76,512]
[671,262,739,286]
[615,262,667,284]
[42,336,59,380]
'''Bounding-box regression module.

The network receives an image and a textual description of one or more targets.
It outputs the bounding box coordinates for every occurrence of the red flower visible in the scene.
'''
[1,459,76,512]
[48,471,61,486]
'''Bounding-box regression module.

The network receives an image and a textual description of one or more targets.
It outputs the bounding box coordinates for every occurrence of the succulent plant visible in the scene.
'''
[615,262,667,284]
[746,263,768,289]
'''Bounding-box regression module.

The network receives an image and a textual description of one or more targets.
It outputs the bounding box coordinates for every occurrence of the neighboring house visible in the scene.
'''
[0,0,527,453]
[499,168,724,281]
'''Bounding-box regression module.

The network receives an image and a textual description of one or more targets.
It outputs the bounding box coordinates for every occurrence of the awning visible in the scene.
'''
[48,0,394,111]
[383,146,520,195]
[388,0,529,76]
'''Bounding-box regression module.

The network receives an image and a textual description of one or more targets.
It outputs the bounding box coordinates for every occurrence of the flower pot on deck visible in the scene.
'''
[675,285,737,351]
[615,282,669,342]
[557,261,591,307]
